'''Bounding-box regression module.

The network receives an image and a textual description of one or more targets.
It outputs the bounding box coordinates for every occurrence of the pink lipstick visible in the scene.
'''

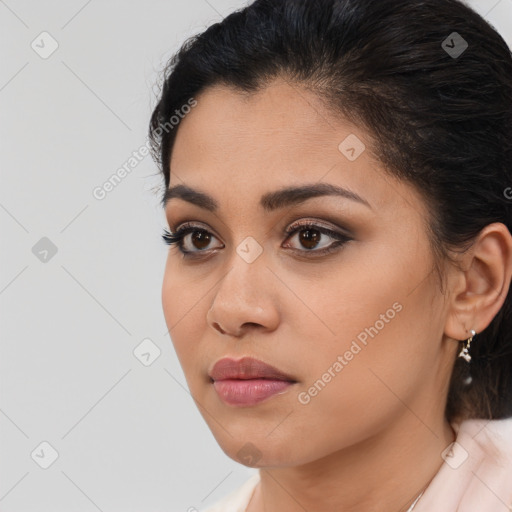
[209,356,297,406]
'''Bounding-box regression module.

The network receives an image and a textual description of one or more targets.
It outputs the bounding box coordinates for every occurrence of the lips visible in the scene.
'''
[209,356,297,382]
[209,357,297,406]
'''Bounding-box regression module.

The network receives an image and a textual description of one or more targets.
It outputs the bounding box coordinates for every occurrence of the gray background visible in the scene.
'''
[0,1,511,511]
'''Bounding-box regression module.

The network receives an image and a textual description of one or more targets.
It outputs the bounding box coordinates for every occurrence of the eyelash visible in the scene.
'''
[161,220,352,259]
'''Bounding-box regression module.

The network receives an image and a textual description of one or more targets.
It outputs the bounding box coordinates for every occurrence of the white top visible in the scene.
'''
[201,417,512,512]
[202,473,260,512]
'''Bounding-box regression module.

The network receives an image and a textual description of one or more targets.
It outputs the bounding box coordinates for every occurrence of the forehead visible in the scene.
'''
[168,79,424,217]
[171,79,347,164]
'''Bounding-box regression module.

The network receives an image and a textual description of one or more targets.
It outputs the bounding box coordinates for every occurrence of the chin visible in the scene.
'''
[207,426,313,468]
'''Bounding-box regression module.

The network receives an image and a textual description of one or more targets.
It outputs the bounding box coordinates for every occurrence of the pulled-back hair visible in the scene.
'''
[149,0,512,422]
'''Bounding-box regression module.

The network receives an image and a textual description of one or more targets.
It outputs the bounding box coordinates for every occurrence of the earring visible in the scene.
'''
[458,329,476,363]
[458,329,476,386]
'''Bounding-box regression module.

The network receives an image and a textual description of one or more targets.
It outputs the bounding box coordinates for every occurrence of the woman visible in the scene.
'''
[149,0,512,510]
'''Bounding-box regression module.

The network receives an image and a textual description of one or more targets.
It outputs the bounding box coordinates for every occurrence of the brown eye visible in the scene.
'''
[283,222,352,256]
[298,228,322,249]
[162,224,224,255]
[190,230,212,250]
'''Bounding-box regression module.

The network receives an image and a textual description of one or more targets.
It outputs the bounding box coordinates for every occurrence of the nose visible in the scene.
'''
[206,254,280,338]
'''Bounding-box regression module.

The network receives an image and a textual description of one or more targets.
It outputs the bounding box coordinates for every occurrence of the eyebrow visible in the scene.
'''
[162,182,372,212]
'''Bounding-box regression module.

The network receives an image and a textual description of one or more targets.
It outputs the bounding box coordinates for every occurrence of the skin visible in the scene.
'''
[161,78,512,512]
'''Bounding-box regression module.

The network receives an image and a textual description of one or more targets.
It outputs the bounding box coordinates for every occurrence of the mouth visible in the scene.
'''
[209,356,298,406]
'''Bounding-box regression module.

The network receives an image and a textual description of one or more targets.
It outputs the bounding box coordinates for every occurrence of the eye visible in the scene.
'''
[161,222,224,256]
[161,220,352,259]
[282,220,352,256]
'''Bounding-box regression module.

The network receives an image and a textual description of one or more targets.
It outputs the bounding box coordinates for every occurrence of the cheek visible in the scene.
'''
[161,262,209,369]
[161,269,180,326]
[161,255,210,325]
[309,228,436,359]
[291,251,437,415]
[312,313,436,426]
[285,307,425,459]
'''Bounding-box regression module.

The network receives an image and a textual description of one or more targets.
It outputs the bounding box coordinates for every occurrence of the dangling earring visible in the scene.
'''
[458,329,476,362]
[458,329,476,385]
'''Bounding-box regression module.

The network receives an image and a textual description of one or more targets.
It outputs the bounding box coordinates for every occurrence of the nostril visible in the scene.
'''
[213,322,226,334]
[242,322,260,329]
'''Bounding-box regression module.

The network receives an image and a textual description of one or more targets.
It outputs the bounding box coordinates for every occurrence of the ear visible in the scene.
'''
[444,222,512,341]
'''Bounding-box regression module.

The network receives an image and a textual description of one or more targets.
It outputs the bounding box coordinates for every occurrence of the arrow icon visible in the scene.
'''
[32,237,58,262]
[442,32,468,59]
[236,442,262,466]
[134,338,161,366]
[31,31,59,59]
[31,441,59,468]
[338,133,365,161]
[236,237,263,263]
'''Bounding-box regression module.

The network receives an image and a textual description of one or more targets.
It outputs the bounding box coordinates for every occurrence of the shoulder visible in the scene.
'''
[415,417,512,512]
[455,416,512,467]
[200,472,260,512]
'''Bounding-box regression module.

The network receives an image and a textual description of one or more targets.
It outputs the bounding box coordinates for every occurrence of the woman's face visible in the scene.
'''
[162,78,456,467]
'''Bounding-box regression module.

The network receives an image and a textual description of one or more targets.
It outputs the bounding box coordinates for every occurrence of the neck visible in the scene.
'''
[249,412,455,512]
